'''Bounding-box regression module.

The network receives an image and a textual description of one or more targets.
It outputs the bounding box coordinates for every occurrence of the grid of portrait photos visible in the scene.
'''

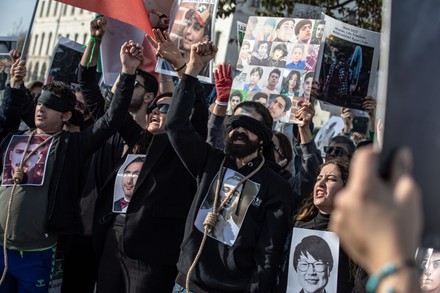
[230,17,325,124]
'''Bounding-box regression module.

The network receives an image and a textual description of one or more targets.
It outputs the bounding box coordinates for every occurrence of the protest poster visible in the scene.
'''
[46,37,84,85]
[314,116,344,157]
[113,154,145,214]
[237,21,246,51]
[0,36,18,56]
[155,0,218,83]
[315,14,380,113]
[100,18,146,86]
[377,0,440,249]
[416,247,440,292]
[287,228,339,293]
[231,16,323,124]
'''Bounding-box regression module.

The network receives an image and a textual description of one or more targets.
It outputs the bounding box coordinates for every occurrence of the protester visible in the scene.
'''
[166,41,294,292]
[0,39,142,291]
[324,135,356,163]
[278,159,355,292]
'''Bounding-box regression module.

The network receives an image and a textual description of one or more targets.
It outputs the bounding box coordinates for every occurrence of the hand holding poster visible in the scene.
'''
[314,15,380,113]
[156,0,218,83]
[46,37,84,85]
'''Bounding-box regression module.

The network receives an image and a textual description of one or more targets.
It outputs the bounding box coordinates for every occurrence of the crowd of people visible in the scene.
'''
[0,11,427,293]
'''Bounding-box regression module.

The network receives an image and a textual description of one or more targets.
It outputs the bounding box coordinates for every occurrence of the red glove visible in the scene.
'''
[214,63,232,106]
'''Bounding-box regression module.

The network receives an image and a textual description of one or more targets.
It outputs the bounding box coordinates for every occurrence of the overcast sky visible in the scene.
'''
[0,0,36,36]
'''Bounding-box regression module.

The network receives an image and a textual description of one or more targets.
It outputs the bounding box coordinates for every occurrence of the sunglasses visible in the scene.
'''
[273,143,286,160]
[324,146,348,157]
[134,80,147,90]
[147,103,170,114]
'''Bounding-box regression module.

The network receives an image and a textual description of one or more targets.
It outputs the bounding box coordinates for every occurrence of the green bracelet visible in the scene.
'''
[366,260,416,293]
[83,36,102,69]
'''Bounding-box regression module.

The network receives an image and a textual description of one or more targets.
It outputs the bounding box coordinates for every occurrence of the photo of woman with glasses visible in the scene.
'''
[278,160,356,292]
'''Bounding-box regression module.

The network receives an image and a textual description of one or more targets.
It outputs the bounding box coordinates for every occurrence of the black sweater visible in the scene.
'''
[166,74,294,293]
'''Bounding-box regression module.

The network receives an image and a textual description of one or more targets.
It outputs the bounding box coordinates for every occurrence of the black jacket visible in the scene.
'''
[91,72,209,266]
[166,74,294,293]
[0,73,135,235]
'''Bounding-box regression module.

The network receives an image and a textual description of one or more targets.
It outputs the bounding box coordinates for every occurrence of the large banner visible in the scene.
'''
[156,0,218,83]
[315,14,380,113]
[231,16,323,123]
[378,0,440,249]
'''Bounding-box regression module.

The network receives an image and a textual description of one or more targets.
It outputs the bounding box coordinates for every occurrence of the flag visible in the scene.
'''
[55,0,153,36]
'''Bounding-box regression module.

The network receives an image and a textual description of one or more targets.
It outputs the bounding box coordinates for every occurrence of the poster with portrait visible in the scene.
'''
[315,14,380,112]
[46,37,84,85]
[194,168,261,246]
[155,0,218,83]
[314,116,344,157]
[237,21,247,51]
[0,36,18,56]
[1,134,54,186]
[416,247,440,292]
[287,228,339,293]
[112,154,145,214]
[231,16,323,124]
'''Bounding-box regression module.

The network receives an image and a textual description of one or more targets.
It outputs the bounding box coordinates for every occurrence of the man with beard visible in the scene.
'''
[166,42,293,292]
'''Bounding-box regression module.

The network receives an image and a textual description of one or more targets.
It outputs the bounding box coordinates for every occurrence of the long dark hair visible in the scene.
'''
[294,159,349,221]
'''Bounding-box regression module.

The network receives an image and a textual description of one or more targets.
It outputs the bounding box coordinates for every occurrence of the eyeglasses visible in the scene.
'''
[147,103,170,114]
[134,80,147,90]
[297,261,327,273]
[324,146,348,157]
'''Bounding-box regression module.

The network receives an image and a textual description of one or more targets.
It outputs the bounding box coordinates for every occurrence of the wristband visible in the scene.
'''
[173,63,186,72]
[366,260,416,293]
[215,100,228,107]
[83,36,102,69]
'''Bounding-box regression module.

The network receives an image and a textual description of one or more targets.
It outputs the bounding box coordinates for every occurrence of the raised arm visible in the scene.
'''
[330,148,422,293]
[78,17,107,120]
[165,41,218,177]
[80,41,144,156]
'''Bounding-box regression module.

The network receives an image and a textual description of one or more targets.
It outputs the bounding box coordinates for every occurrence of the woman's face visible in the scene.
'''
[288,74,298,89]
[421,252,440,292]
[313,164,344,214]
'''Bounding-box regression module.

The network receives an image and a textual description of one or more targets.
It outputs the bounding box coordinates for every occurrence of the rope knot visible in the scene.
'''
[12,168,24,184]
[203,212,218,234]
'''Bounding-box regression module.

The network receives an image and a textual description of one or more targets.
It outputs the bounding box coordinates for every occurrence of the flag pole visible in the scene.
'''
[20,0,40,61]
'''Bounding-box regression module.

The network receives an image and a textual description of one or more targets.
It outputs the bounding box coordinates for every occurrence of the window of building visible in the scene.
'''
[33,62,39,81]
[40,63,47,81]
[82,33,87,44]
[39,33,45,55]
[53,2,59,16]
[71,6,75,15]
[46,0,51,17]
[46,33,53,55]
[63,4,67,16]
[74,33,79,42]
[32,35,39,55]
[39,1,45,18]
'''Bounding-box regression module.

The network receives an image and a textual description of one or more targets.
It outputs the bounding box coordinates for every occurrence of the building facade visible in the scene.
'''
[25,0,93,82]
